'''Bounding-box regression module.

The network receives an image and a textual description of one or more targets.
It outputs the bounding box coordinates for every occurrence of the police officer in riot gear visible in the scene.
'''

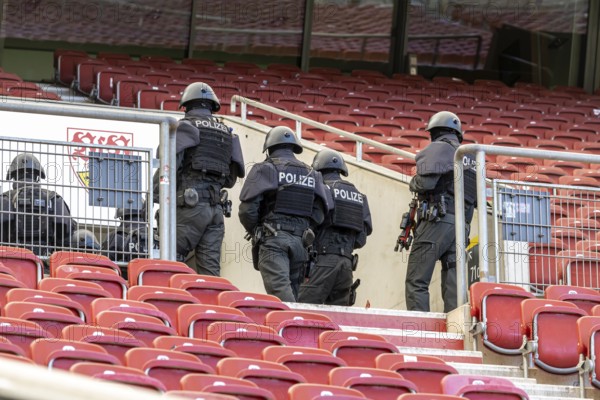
[101,207,148,262]
[298,149,372,306]
[1,153,73,255]
[154,82,245,276]
[239,126,331,302]
[405,111,477,312]
[71,229,101,251]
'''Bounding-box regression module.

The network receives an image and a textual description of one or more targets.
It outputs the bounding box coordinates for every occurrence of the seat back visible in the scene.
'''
[0,317,52,356]
[49,251,119,276]
[288,383,366,400]
[177,303,252,339]
[127,285,198,325]
[170,273,239,305]
[55,265,128,299]
[6,288,86,321]
[38,278,112,321]
[153,336,237,370]
[127,258,194,286]
[96,310,177,346]
[30,338,119,370]
[265,310,339,348]
[441,374,529,399]
[577,316,600,388]
[4,301,83,337]
[206,321,287,359]
[0,246,44,288]
[90,297,172,327]
[180,374,274,400]
[319,331,398,368]
[329,366,416,400]
[545,285,600,315]
[70,362,166,392]
[218,291,289,324]
[262,345,346,384]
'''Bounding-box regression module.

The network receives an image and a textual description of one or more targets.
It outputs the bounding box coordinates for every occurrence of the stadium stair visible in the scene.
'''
[290,302,592,400]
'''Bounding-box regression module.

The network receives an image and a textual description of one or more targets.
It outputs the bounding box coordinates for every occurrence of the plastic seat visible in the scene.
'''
[218,291,289,325]
[54,265,128,299]
[165,391,236,400]
[62,325,145,364]
[95,69,128,103]
[153,336,236,370]
[577,315,600,389]
[319,331,398,368]
[441,374,529,399]
[0,353,34,364]
[127,258,195,287]
[49,251,120,276]
[397,395,464,400]
[0,275,27,307]
[90,297,172,327]
[265,310,340,348]
[556,250,600,289]
[545,285,600,315]
[262,345,346,384]
[495,156,539,173]
[0,317,52,356]
[0,336,26,358]
[56,51,90,85]
[6,288,86,321]
[137,88,171,109]
[177,303,253,339]
[30,338,120,370]
[4,301,84,338]
[329,366,416,399]
[75,59,108,95]
[95,310,177,346]
[206,321,287,359]
[70,362,166,392]
[544,159,587,175]
[288,383,366,400]
[38,278,112,321]
[180,374,275,400]
[376,353,458,394]
[127,285,198,326]
[0,246,44,289]
[520,299,586,374]
[125,347,214,391]
[217,357,306,400]
[528,239,566,292]
[169,273,239,305]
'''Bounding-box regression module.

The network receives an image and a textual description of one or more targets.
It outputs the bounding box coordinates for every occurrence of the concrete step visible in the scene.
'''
[341,324,464,351]
[289,303,447,332]
[395,346,482,364]
[518,383,584,399]
[450,362,526,378]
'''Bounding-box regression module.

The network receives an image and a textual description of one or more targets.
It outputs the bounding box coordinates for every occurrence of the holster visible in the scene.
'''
[351,254,359,271]
[176,188,199,207]
[250,226,264,271]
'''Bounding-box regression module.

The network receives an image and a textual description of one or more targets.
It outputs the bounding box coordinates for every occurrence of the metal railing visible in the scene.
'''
[0,99,179,261]
[230,95,416,163]
[454,144,600,306]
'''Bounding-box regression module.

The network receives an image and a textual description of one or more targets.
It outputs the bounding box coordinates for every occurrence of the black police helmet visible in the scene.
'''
[312,149,348,176]
[263,126,303,154]
[7,153,46,180]
[115,207,145,220]
[425,111,463,142]
[179,82,221,112]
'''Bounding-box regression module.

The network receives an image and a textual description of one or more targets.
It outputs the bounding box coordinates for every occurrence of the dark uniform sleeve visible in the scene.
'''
[224,134,245,189]
[355,194,373,249]
[152,150,185,203]
[238,194,262,233]
[310,172,333,228]
[410,140,455,194]
[52,194,74,245]
[409,173,441,194]
[238,162,278,233]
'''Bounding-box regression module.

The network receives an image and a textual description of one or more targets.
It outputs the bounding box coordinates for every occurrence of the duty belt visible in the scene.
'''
[274,223,306,237]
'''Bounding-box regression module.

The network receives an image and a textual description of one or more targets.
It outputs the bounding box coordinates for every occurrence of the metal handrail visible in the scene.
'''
[0,99,179,260]
[453,144,600,307]
[230,95,417,162]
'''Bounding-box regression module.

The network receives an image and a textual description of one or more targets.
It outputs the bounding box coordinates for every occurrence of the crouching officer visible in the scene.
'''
[298,149,372,306]
[154,82,245,276]
[239,126,331,302]
[0,153,73,255]
[102,207,148,262]
[404,111,477,313]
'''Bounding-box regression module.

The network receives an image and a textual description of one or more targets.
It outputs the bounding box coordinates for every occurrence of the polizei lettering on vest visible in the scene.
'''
[333,188,363,203]
[193,119,229,133]
[278,172,316,187]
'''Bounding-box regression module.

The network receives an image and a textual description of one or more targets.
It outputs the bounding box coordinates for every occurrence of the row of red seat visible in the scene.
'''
[470,282,600,388]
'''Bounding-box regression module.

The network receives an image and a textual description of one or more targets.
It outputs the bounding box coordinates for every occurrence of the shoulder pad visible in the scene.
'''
[416,141,456,175]
[231,135,245,178]
[239,162,279,201]
[175,119,200,153]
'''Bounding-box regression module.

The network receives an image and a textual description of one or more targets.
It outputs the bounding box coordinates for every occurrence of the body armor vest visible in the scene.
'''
[12,186,54,243]
[330,180,364,232]
[270,158,316,217]
[181,116,232,187]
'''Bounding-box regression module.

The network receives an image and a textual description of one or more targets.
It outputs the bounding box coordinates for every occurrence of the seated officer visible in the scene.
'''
[1,153,73,255]
[101,207,149,262]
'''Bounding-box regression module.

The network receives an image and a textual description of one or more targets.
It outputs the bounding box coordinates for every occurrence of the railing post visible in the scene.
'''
[454,146,468,307]
[475,149,489,281]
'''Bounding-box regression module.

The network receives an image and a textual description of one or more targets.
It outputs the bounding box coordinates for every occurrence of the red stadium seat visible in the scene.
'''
[288,383,366,400]
[54,265,127,299]
[7,288,86,321]
[49,251,120,276]
[319,331,398,368]
[180,374,275,400]
[38,278,112,321]
[528,240,566,292]
[265,310,340,348]
[545,285,600,315]
[125,347,214,390]
[70,362,166,392]
[128,285,198,325]
[397,395,463,400]
[169,273,239,305]
[91,297,172,327]
[469,282,534,355]
[177,303,253,339]
[96,309,177,346]
[556,250,600,289]
[0,275,26,307]
[376,353,458,394]
[0,317,52,356]
[30,338,120,370]
[115,76,151,107]
[577,316,600,389]
[0,246,44,289]
[206,322,287,359]
[329,366,416,399]
[165,392,237,400]
[520,299,586,374]
[441,374,529,399]
[127,258,194,287]
[153,336,236,370]
[4,301,83,338]
[218,291,289,325]
[0,336,26,358]
[262,345,346,384]
[217,357,305,400]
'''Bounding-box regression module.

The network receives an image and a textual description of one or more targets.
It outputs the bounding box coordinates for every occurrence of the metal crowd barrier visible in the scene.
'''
[454,144,600,306]
[0,136,153,265]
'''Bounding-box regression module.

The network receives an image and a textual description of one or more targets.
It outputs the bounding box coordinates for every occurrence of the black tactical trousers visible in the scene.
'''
[176,202,224,276]
[298,253,353,306]
[405,213,466,313]
[258,231,307,302]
